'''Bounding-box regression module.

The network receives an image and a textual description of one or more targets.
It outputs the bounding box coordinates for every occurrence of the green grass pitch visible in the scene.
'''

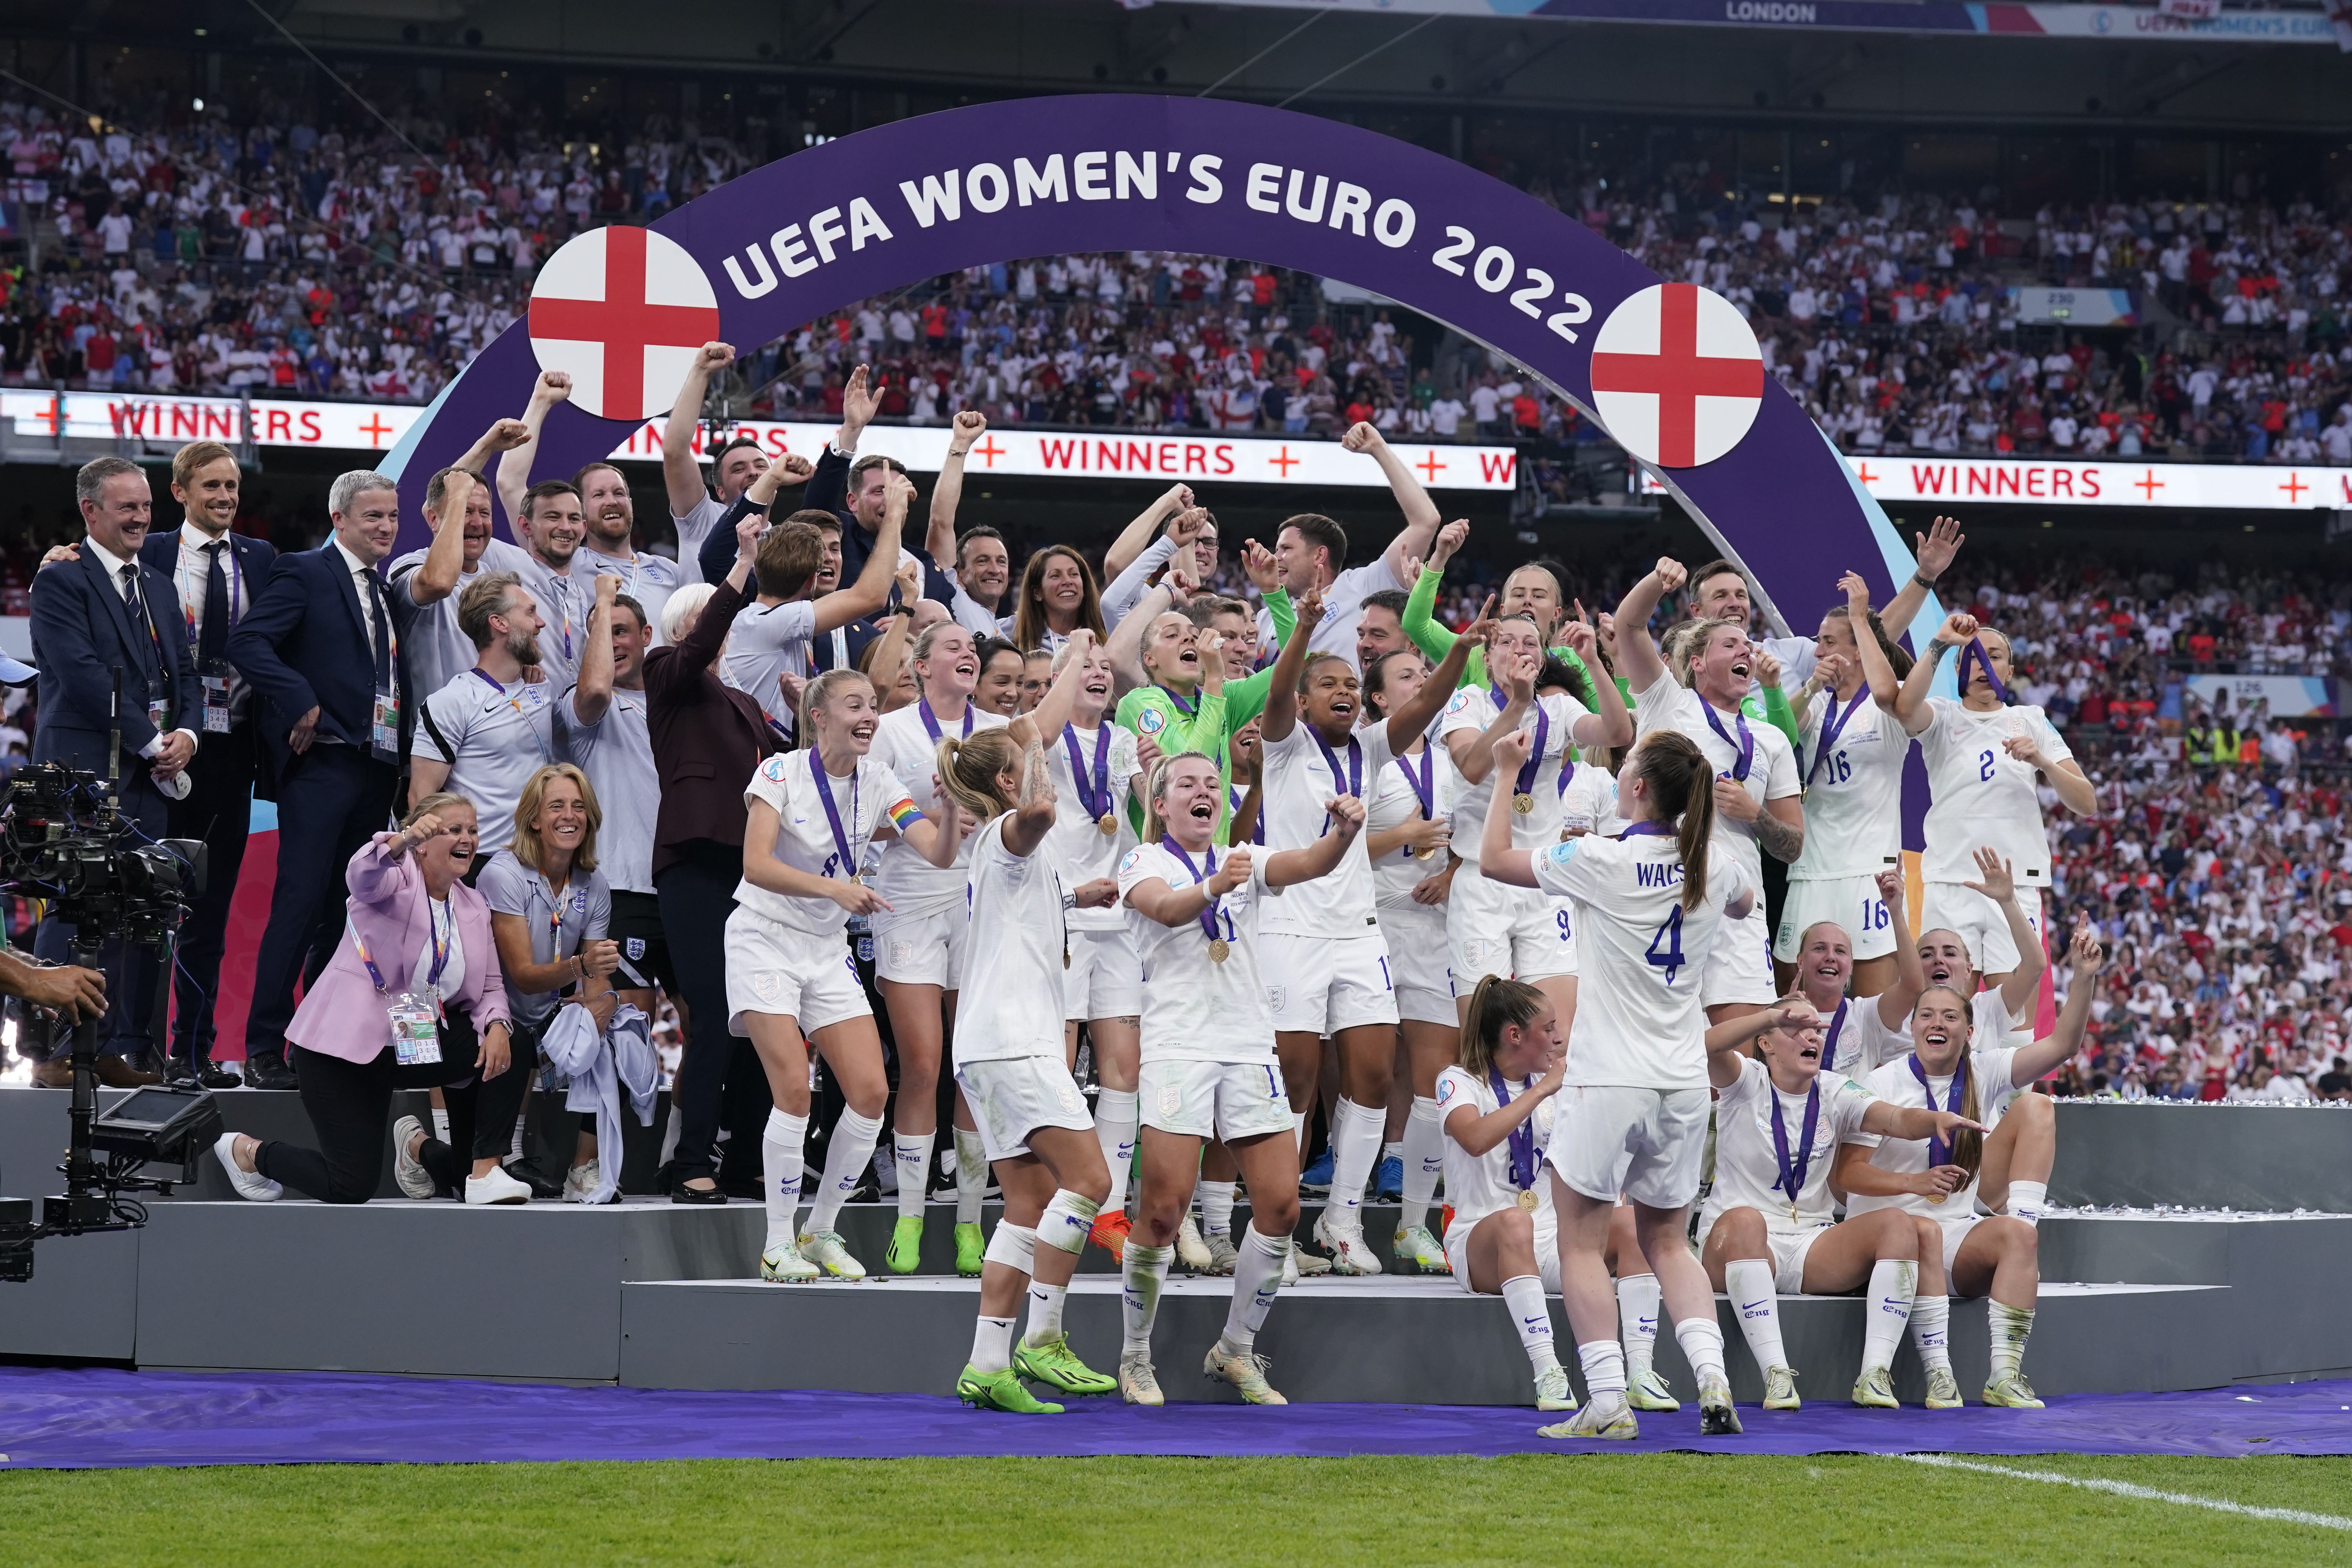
[5,1454,2351,1565]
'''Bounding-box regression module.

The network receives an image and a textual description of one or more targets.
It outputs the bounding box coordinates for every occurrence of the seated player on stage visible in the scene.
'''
[1838,920,2103,1409]
[1697,999,1981,1412]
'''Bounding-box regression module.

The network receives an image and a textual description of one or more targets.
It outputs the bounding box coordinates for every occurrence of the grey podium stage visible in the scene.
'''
[4,1094,2350,1402]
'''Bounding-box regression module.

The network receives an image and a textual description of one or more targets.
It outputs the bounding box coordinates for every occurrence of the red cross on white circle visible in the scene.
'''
[1586,282,1764,469]
[528,225,722,422]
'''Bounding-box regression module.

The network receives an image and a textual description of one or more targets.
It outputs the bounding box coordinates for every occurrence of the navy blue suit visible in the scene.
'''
[801,444,955,606]
[142,528,276,1067]
[226,542,409,1068]
[27,539,203,1058]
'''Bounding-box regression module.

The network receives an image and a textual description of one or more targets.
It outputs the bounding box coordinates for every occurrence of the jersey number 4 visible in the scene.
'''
[1645,907,1686,985]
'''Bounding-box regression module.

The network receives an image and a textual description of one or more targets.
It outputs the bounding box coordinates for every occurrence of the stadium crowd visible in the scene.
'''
[4,91,2351,468]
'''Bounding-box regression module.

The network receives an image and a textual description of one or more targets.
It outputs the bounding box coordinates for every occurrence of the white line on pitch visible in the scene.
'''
[1900,1454,2352,1532]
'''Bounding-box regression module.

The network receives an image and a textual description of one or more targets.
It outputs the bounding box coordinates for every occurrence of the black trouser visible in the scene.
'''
[430,1017,542,1180]
[657,839,742,1184]
[247,747,399,1066]
[255,1044,465,1203]
[167,718,258,1066]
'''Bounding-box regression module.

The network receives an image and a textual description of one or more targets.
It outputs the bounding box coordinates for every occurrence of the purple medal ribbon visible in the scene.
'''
[1062,722,1114,822]
[1154,683,1198,719]
[1309,726,1362,836]
[1908,1052,1969,1168]
[1488,1069,1538,1194]
[1806,688,1869,784]
[1769,1077,1822,1211]
[1489,686,1550,800]
[1956,637,2013,705]
[1400,744,1434,858]
[1228,785,1264,845]
[1702,698,1754,782]
[808,740,862,880]
[1619,821,1676,840]
[1161,837,1226,948]
[1822,997,1850,1069]
[917,696,974,742]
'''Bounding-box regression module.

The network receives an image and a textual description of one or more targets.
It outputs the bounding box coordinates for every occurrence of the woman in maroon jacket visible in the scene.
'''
[647,508,776,1201]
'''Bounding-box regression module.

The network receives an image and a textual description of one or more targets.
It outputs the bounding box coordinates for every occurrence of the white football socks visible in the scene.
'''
[1578,1339,1628,1402]
[1725,1257,1787,1374]
[1990,1300,2035,1380]
[893,1131,933,1221]
[1025,1280,1067,1347]
[1198,1179,1238,1238]
[808,1108,881,1234]
[1910,1294,1953,1374]
[1220,1224,1290,1352]
[1325,1097,1384,1229]
[2005,1180,2049,1227]
[1617,1272,1662,1383]
[1501,1274,1560,1375]
[1400,1096,1445,1232]
[954,1127,988,1225]
[1094,1087,1138,1215]
[1122,1242,1174,1353]
[969,1314,1016,1376]
[1675,1318,1729,1390]
[760,1106,808,1253]
[1862,1259,1918,1376]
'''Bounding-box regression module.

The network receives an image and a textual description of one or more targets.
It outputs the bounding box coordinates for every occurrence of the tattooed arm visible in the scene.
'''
[1755,797,1806,864]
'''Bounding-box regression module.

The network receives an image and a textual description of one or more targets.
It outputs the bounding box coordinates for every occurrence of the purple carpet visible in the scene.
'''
[4,1367,2350,1468]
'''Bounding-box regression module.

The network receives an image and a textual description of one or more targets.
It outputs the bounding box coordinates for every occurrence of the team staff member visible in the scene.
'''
[1842,923,2099,1409]
[805,362,956,606]
[731,666,958,1282]
[1254,422,1443,673]
[27,457,200,1086]
[229,469,412,1091]
[565,594,670,1038]
[385,421,537,697]
[142,441,275,1089]
[939,665,1119,1413]
[1479,728,1758,1441]
[1773,575,1915,997]
[1889,608,2096,1011]
[213,797,512,1204]
[409,572,616,858]
[508,481,591,693]
[1256,582,1477,1272]
[661,343,777,586]
[1614,559,1803,1024]
[1115,750,1367,1408]
[644,510,777,1201]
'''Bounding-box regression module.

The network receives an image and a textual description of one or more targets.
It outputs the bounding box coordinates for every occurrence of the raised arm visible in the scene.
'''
[412,419,533,603]
[1838,571,1902,707]
[1476,728,1540,887]
[496,371,571,534]
[1265,793,1364,888]
[1341,422,1440,581]
[1611,557,1686,696]
[570,573,617,726]
[927,409,985,567]
[815,470,909,632]
[1026,629,1095,744]
[860,561,922,709]
[1380,596,1488,751]
[662,343,733,520]
[1962,847,2049,1017]
[1897,612,1979,735]
[1560,620,1633,751]
[1103,482,1193,582]
[1705,1000,1820,1089]
[998,712,1060,859]
[1876,514,1963,648]
[1870,864,1928,1030]
[1105,580,1174,691]
[673,512,760,681]
[1399,519,1471,665]
[1257,582,1324,744]
[1447,645,1533,786]
[2008,918,2103,1086]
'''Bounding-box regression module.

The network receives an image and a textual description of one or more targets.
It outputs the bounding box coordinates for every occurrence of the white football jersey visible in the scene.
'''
[955,812,1074,1063]
[871,699,1008,920]
[1790,688,1908,881]
[1917,697,2071,888]
[1630,675,1800,886]
[1256,719,1395,937]
[1119,840,1277,1066]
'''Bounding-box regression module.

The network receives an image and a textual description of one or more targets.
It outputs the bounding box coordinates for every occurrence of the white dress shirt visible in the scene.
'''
[82,534,196,758]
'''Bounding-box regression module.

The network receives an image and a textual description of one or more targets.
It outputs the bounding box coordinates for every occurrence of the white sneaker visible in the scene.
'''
[1312,1211,1384,1276]
[760,1239,821,1283]
[1176,1215,1213,1271]
[799,1228,867,1281]
[465,1166,532,1205]
[1535,1364,1578,1412]
[563,1160,603,1203]
[390,1115,435,1199]
[213,1131,281,1202]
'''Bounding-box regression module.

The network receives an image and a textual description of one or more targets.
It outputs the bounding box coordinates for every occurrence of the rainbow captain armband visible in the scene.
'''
[886,797,924,832]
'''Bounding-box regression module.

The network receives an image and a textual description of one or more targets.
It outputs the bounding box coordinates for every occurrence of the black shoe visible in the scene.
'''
[670,1180,726,1205]
[196,1063,241,1090]
[243,1056,298,1091]
[503,1160,564,1200]
[717,1173,764,1200]
[161,1054,201,1089]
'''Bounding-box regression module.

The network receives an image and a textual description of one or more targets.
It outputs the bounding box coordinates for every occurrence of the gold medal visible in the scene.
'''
[1097,813,1118,837]
[1415,845,1437,861]
[1517,1188,1539,1212]
[1512,792,1535,815]
[1208,937,1230,964]
[1926,1192,1947,1206]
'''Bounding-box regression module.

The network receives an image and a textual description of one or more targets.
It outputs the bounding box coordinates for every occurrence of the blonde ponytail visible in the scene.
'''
[935,730,1022,824]
[1457,974,1547,1077]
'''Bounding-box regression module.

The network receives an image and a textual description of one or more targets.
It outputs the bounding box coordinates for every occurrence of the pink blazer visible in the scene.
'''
[287,833,512,1065]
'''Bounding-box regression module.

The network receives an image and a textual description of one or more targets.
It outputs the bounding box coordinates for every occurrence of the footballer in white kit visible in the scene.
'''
[869,689,1008,988]
[1697,1053,1879,1289]
[1779,682,1909,964]
[1047,713,1145,1025]
[1435,1063,1561,1290]
[1365,738,1455,1026]
[955,810,1093,1164]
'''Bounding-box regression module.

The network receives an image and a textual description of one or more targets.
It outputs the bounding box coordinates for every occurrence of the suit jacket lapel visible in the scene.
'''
[78,545,146,673]
[328,544,372,651]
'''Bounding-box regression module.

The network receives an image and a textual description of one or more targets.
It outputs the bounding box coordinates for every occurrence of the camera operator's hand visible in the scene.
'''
[151,730,196,776]
[0,949,107,1024]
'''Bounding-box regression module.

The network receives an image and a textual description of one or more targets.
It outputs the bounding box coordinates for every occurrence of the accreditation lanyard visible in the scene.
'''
[177,542,242,652]
[470,668,549,762]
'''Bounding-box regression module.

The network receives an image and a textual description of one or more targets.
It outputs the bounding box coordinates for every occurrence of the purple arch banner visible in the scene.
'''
[387,93,1919,631]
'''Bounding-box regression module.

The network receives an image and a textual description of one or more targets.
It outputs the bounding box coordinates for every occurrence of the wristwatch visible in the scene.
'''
[888,603,916,619]
[1911,569,1939,589]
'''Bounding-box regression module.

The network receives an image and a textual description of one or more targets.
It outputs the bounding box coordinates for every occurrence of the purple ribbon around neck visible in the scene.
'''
[1702,698,1754,783]
[917,696,973,742]
[1956,636,2013,706]
[1488,686,1549,800]
[1770,1076,1823,1210]
[1310,726,1362,836]
[1908,1052,1969,1167]
[1806,687,1869,784]
[1823,997,1850,1069]
[1620,821,1676,840]
[1063,722,1114,822]
[1400,744,1434,857]
[1161,837,1225,947]
[808,740,861,879]
[1488,1069,1538,1194]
